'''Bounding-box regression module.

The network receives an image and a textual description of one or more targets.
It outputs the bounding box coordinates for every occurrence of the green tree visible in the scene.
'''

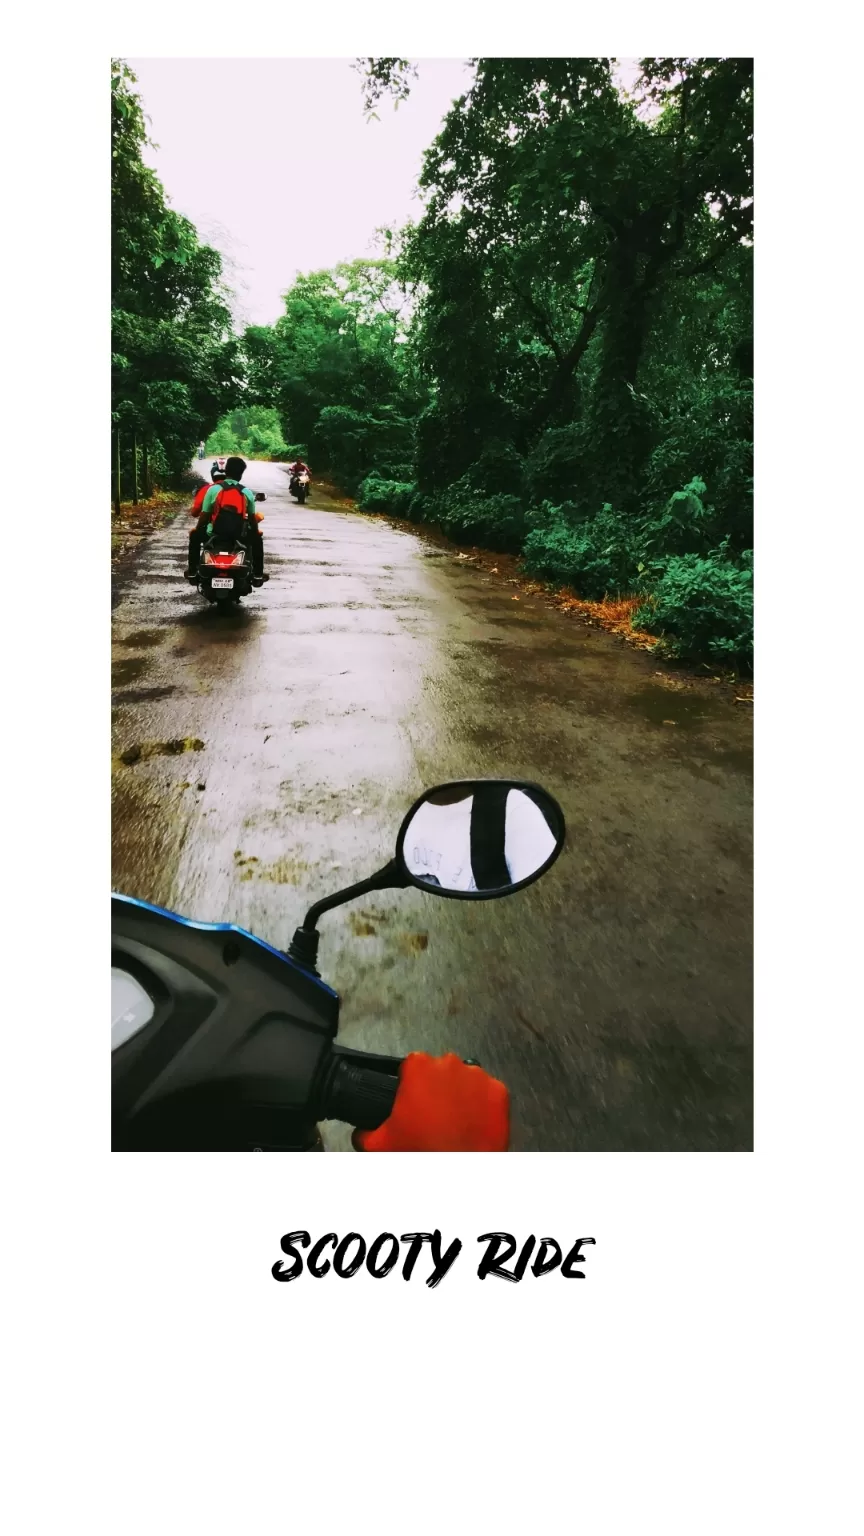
[354,57,753,665]
[111,59,241,499]
[397,57,751,507]
[205,407,289,458]
[243,255,425,490]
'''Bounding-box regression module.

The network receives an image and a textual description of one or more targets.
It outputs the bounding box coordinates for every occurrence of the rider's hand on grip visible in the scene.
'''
[353,1051,509,1152]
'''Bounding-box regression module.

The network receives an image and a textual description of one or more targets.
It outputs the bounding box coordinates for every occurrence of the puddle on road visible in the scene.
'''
[624,685,726,732]
[112,657,149,687]
[697,747,753,779]
[173,607,263,643]
[114,685,179,705]
[481,613,550,629]
[472,636,589,665]
[119,629,164,650]
[300,601,379,611]
[280,559,341,568]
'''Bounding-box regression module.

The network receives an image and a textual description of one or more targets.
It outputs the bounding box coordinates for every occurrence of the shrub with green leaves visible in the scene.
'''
[642,380,753,551]
[356,476,416,516]
[632,550,753,667]
[639,477,717,560]
[522,502,640,598]
[408,484,527,551]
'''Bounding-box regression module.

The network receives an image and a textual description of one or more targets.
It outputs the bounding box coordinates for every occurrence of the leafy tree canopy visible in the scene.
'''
[111,59,240,486]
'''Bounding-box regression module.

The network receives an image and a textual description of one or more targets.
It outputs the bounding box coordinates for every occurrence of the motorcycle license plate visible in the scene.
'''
[211,577,234,590]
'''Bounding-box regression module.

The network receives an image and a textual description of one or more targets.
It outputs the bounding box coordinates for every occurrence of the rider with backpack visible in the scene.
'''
[185,456,268,585]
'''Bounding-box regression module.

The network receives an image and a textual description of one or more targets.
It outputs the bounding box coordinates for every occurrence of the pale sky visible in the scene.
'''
[127,58,475,327]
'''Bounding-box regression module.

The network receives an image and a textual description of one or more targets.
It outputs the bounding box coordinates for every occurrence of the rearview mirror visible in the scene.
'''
[288,778,566,972]
[396,779,565,899]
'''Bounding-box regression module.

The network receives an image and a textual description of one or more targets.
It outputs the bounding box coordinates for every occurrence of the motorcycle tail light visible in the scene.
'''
[204,550,246,567]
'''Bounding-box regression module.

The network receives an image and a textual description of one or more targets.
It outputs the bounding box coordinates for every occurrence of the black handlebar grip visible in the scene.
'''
[322,1057,400,1130]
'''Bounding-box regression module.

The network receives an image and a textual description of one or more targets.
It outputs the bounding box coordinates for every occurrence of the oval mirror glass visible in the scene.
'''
[396,780,565,899]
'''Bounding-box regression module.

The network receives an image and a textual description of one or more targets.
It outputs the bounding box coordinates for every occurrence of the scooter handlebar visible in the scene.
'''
[319,1052,401,1129]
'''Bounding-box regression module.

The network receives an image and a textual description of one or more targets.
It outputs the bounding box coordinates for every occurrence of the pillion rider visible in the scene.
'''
[185,456,268,585]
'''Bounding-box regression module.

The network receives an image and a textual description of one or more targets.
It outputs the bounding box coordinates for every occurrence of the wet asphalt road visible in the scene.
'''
[112,461,753,1151]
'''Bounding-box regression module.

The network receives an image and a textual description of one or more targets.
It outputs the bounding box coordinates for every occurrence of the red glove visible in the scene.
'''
[353,1051,510,1152]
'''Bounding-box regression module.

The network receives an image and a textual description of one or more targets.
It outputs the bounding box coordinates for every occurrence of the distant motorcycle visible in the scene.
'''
[111,778,566,1150]
[290,470,311,504]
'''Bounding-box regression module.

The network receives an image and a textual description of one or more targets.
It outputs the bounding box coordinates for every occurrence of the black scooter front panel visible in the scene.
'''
[112,896,340,1150]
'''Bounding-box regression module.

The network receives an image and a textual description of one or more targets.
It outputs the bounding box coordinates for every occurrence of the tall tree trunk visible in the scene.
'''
[519,304,601,445]
[142,438,150,498]
[585,251,655,509]
[133,432,139,504]
[114,430,122,515]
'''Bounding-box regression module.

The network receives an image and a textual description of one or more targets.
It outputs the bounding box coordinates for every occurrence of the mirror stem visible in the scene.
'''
[287,859,406,973]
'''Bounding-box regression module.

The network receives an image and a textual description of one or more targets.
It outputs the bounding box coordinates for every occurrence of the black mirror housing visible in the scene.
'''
[396,779,565,900]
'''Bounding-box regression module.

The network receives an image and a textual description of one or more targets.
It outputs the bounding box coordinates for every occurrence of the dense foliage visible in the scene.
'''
[347,56,754,666]
[111,60,240,500]
[205,407,289,459]
[242,256,424,493]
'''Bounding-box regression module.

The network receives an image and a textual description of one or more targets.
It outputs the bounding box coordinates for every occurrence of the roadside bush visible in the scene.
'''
[640,477,717,560]
[448,491,527,549]
[522,501,640,598]
[410,483,527,551]
[370,459,414,482]
[356,476,416,516]
[642,379,753,550]
[632,549,753,667]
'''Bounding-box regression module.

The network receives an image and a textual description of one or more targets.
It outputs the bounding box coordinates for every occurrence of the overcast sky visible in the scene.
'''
[127,58,475,327]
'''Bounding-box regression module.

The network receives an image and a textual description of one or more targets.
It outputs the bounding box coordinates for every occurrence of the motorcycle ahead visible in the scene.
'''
[290,470,310,504]
[112,779,566,1150]
[188,493,266,610]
